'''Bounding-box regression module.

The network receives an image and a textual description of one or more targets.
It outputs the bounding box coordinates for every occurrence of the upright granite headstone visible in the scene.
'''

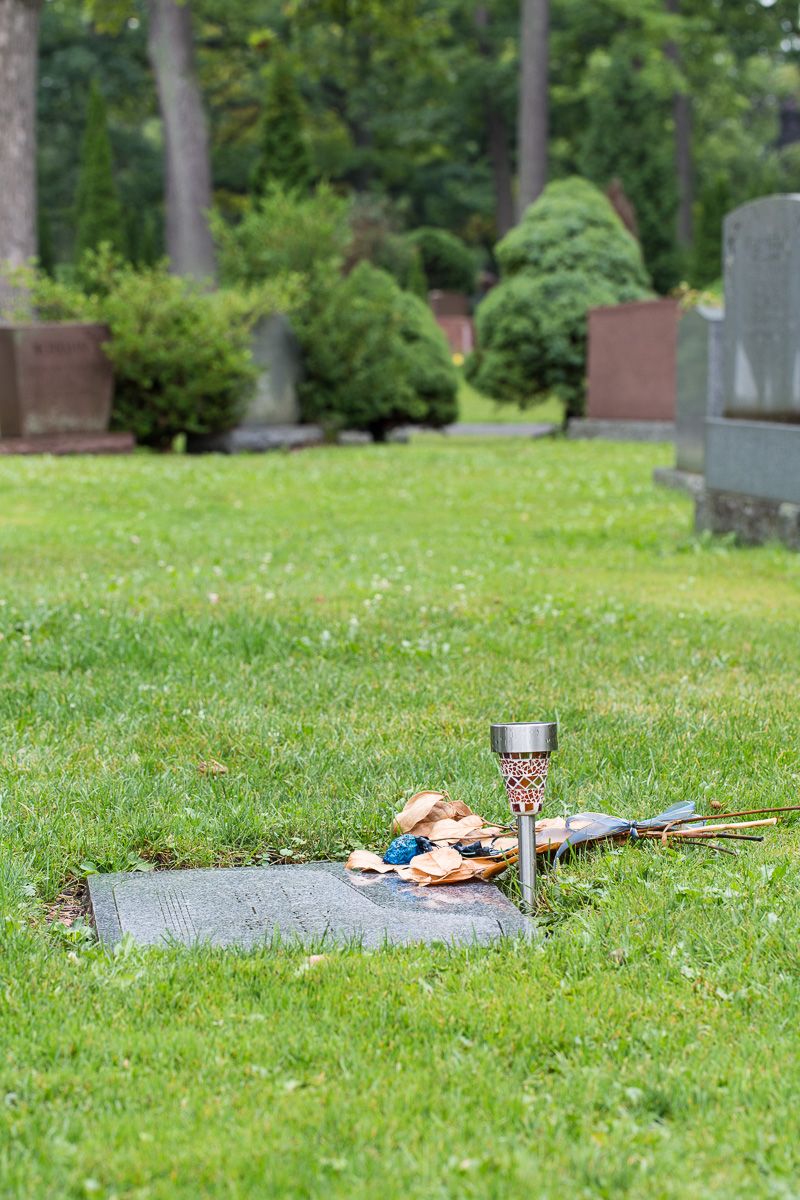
[675,304,724,474]
[722,195,800,422]
[89,863,531,950]
[695,195,800,544]
[585,299,679,422]
[245,314,302,427]
[186,313,307,453]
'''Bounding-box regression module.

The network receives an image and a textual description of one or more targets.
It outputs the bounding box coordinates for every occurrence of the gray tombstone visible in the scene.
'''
[722,195,800,422]
[675,304,724,474]
[89,863,531,950]
[693,195,800,542]
[244,314,302,427]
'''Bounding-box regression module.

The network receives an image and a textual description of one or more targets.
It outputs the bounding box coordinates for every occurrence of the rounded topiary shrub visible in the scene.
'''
[467,177,652,417]
[407,227,476,294]
[297,261,458,439]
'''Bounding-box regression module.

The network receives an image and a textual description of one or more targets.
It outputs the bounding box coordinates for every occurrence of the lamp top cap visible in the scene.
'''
[490,721,558,754]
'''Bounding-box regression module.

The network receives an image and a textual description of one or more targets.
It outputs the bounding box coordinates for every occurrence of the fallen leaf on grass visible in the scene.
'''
[409,846,462,877]
[345,849,395,873]
[427,815,484,842]
[392,791,449,835]
[197,759,228,776]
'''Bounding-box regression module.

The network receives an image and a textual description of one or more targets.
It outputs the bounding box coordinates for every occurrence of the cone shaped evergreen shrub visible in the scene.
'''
[467,177,652,418]
[75,80,125,260]
[250,55,313,195]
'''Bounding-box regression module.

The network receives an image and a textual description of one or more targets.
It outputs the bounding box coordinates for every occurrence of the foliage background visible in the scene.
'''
[36,0,800,290]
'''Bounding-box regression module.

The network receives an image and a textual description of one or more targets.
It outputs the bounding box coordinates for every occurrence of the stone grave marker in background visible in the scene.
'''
[569,298,678,442]
[187,314,313,453]
[675,304,724,476]
[654,303,724,492]
[721,195,800,425]
[692,195,800,547]
[89,863,531,950]
[0,322,133,455]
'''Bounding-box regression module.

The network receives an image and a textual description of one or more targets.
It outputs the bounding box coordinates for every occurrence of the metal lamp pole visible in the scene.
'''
[490,721,558,910]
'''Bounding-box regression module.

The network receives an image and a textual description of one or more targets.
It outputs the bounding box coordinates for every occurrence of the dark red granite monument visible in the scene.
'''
[586,299,679,422]
[0,322,133,455]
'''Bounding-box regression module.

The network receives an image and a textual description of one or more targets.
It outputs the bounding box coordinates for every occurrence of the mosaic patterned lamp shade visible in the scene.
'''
[490,722,558,817]
[496,751,551,815]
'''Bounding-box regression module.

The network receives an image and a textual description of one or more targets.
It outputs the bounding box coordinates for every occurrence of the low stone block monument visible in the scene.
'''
[0,322,133,455]
[694,196,800,548]
[569,298,679,441]
[89,862,531,949]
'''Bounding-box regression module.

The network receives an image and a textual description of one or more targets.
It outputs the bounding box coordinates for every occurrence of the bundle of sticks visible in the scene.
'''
[478,804,798,878]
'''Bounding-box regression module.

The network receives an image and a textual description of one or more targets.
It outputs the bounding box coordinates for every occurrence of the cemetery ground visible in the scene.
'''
[2,439,800,1200]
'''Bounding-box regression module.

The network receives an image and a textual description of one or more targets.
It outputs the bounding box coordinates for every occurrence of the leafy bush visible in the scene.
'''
[467,177,652,417]
[296,261,458,439]
[29,248,294,448]
[211,184,351,289]
[407,227,476,293]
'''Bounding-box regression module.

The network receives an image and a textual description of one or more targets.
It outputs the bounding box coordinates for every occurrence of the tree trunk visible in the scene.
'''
[147,0,216,282]
[488,109,515,237]
[0,0,42,312]
[664,0,692,247]
[517,0,549,216]
[475,6,515,238]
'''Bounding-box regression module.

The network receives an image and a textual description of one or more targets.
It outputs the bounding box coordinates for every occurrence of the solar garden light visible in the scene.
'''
[490,721,558,910]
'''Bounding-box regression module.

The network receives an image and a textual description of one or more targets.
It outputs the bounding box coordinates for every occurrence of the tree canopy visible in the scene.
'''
[33,0,800,289]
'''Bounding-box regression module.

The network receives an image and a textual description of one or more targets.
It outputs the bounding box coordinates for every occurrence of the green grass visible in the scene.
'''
[3,439,800,1199]
[457,373,564,424]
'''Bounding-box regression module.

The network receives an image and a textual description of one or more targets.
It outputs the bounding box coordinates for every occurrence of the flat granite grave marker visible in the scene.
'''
[89,862,531,949]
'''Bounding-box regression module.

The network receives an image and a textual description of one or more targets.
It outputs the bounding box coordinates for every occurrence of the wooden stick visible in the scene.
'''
[644,830,764,843]
[661,817,776,846]
[652,805,800,828]
[673,817,776,833]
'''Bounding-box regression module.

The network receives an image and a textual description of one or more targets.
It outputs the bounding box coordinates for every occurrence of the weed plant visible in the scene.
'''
[2,440,800,1197]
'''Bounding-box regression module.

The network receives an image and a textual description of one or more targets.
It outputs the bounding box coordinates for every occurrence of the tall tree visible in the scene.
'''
[517,0,549,214]
[474,4,514,237]
[147,0,216,281]
[0,0,43,309]
[664,0,692,248]
[75,80,125,259]
[579,41,679,293]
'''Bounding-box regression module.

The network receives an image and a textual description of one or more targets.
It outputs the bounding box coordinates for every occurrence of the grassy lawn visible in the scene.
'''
[456,374,565,424]
[3,439,800,1199]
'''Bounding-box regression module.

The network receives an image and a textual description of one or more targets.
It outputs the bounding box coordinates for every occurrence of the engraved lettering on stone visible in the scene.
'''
[157,887,196,941]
